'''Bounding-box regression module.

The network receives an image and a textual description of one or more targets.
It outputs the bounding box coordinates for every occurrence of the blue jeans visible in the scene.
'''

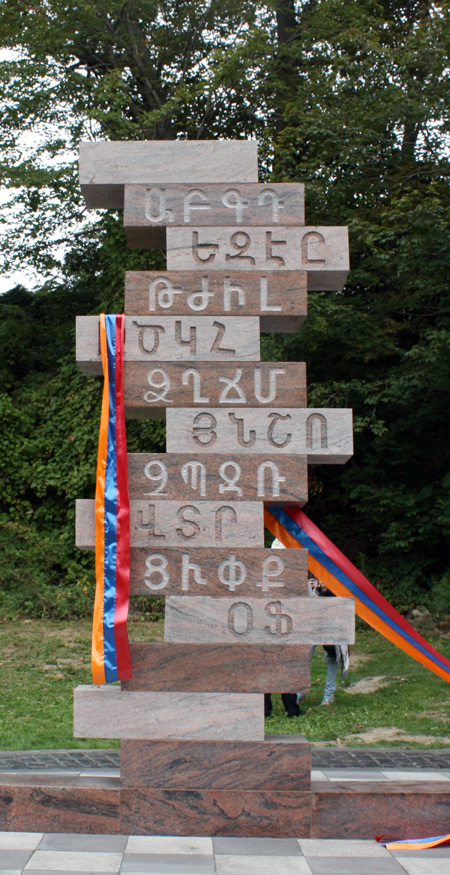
[300,646,339,704]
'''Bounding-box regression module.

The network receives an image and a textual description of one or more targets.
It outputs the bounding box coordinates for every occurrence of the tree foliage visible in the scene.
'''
[1,0,450,616]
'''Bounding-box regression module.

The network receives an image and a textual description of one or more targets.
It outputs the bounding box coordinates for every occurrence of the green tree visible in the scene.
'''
[1,0,450,615]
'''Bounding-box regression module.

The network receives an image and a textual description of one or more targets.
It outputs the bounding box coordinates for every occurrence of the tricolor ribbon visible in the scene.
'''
[377,833,450,850]
[92,314,132,683]
[264,506,450,683]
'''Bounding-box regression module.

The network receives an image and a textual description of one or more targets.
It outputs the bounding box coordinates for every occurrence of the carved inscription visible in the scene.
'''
[164,596,356,645]
[166,226,349,290]
[75,499,263,548]
[124,270,307,332]
[166,408,354,463]
[120,362,307,416]
[124,184,305,248]
[76,316,260,374]
[127,453,307,504]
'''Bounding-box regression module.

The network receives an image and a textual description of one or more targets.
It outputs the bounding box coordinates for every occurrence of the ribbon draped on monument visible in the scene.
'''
[92,314,132,683]
[264,506,450,684]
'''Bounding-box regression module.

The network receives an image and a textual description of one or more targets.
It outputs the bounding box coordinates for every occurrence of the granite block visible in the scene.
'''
[120,789,311,837]
[166,226,349,290]
[120,736,311,789]
[127,545,308,597]
[122,363,307,418]
[79,141,258,208]
[164,596,355,645]
[165,407,353,463]
[124,270,307,333]
[73,687,264,741]
[123,643,311,692]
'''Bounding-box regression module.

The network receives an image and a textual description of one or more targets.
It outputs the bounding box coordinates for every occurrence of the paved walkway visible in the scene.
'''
[1,749,449,874]
[1,831,450,875]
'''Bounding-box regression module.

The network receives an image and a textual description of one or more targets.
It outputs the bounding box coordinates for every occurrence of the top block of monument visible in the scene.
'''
[79,140,259,208]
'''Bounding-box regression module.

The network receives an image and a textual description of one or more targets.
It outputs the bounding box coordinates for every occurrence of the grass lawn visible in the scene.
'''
[1,616,450,750]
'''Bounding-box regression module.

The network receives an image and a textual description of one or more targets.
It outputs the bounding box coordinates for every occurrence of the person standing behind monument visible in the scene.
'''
[270,538,349,707]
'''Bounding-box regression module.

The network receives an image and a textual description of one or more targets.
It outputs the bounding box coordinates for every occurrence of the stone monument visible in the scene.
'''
[74,139,355,836]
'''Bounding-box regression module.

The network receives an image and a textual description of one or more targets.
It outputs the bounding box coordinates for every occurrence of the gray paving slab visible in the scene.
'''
[125,838,213,855]
[305,856,409,875]
[23,849,122,871]
[213,836,302,855]
[0,834,43,850]
[395,859,450,875]
[390,845,450,857]
[37,833,128,852]
[120,854,215,874]
[0,852,32,869]
[298,839,389,857]
[215,855,312,875]
[324,768,386,781]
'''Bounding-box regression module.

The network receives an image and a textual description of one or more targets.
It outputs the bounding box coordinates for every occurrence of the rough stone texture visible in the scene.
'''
[120,736,311,789]
[166,407,354,464]
[127,453,308,504]
[76,315,260,375]
[166,226,349,291]
[73,686,264,741]
[311,781,450,839]
[79,140,259,208]
[0,784,120,834]
[123,643,311,691]
[124,269,307,333]
[76,499,264,549]
[120,788,311,837]
[164,596,355,645]
[124,183,305,248]
[128,545,308,598]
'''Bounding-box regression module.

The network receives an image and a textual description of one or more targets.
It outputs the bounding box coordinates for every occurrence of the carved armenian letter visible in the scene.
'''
[127,453,308,504]
[166,226,349,290]
[127,546,308,597]
[164,596,355,645]
[76,315,260,374]
[124,269,308,332]
[124,183,305,247]
[166,407,353,462]
[75,499,264,549]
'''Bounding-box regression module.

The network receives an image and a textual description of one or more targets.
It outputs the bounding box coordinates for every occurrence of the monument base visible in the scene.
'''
[1,774,449,838]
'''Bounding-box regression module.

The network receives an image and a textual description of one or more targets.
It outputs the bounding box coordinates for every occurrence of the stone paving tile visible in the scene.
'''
[298,839,389,857]
[24,850,122,871]
[0,833,43,850]
[126,837,213,855]
[395,858,450,874]
[381,770,450,782]
[215,854,312,874]
[0,870,23,875]
[310,770,327,781]
[324,768,386,782]
[390,846,450,857]
[0,851,32,869]
[213,836,302,855]
[37,833,128,852]
[120,854,215,874]
[305,856,409,875]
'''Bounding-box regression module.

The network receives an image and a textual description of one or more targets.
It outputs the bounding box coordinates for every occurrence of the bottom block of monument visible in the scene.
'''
[120,735,311,790]
[73,686,264,740]
[120,789,311,837]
